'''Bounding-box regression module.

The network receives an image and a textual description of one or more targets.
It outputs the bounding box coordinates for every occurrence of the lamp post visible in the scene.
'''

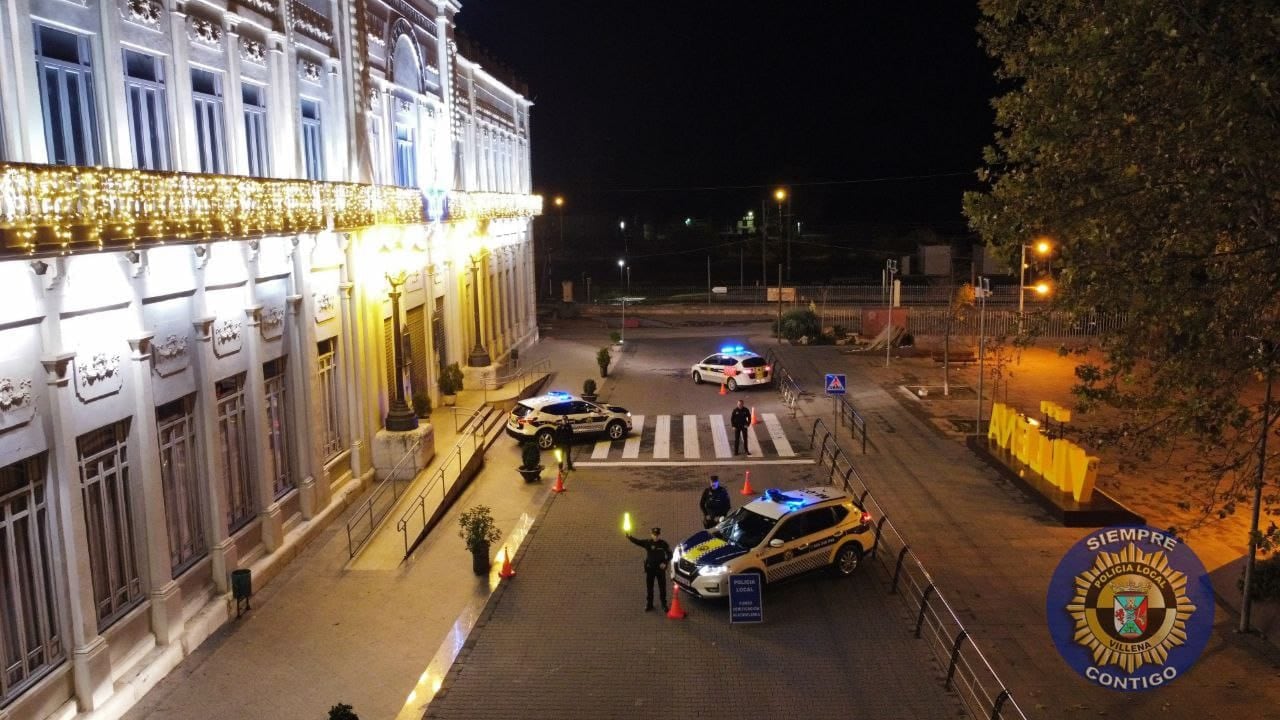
[552,196,564,298]
[617,258,625,293]
[384,269,418,431]
[467,255,491,367]
[885,259,897,368]
[774,188,788,283]
[975,276,990,434]
[1240,337,1276,633]
[1019,238,1052,334]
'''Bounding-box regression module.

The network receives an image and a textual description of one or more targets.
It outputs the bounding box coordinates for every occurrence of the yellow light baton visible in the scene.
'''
[622,512,633,534]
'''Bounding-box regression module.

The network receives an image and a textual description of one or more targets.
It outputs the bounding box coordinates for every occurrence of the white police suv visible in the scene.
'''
[691,345,772,390]
[505,391,633,450]
[671,486,874,598]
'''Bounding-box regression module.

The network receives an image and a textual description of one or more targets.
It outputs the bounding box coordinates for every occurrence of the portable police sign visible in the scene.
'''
[825,374,847,395]
[729,572,763,624]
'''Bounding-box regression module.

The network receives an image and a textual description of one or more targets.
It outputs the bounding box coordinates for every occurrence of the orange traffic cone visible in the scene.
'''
[552,470,566,493]
[751,407,758,426]
[666,583,687,619]
[499,547,516,578]
[719,381,727,396]
[740,470,754,496]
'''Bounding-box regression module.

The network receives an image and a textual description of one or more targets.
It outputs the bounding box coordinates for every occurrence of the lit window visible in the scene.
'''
[263,358,294,498]
[34,24,100,166]
[242,83,269,177]
[77,421,143,629]
[393,122,416,188]
[216,375,254,532]
[317,338,344,459]
[191,68,227,173]
[157,396,206,576]
[123,49,170,170]
[300,98,323,180]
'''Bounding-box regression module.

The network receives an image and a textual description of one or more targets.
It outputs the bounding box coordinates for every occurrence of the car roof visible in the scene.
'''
[707,345,760,360]
[743,486,849,520]
[519,391,579,409]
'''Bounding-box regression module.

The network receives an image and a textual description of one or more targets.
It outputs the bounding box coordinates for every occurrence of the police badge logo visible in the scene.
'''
[1047,526,1213,691]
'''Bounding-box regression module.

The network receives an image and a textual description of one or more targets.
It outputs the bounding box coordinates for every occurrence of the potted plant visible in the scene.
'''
[597,347,612,378]
[458,505,502,575]
[581,378,598,403]
[412,391,432,418]
[518,442,543,483]
[438,362,464,406]
[609,331,622,345]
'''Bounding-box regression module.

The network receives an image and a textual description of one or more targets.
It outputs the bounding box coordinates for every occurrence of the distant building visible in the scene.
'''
[0,1,539,717]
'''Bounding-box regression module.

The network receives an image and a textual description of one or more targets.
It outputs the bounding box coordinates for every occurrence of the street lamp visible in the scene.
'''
[467,255,491,368]
[885,259,898,368]
[975,277,991,434]
[775,187,789,282]
[617,258,625,290]
[1018,238,1053,333]
[552,196,564,299]
[381,243,419,431]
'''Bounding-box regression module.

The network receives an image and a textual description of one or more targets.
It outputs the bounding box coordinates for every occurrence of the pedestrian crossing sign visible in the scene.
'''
[825,374,847,395]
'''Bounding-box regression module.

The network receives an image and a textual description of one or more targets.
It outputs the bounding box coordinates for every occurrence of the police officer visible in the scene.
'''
[700,475,731,528]
[730,399,751,455]
[554,416,575,470]
[626,527,671,612]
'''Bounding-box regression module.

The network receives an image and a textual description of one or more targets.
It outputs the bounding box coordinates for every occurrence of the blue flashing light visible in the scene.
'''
[719,344,747,354]
[547,390,572,398]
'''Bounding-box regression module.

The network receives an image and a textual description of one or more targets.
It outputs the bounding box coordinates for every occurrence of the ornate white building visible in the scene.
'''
[0,0,540,716]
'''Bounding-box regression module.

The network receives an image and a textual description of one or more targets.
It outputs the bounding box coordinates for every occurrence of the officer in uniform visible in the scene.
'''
[731,399,751,455]
[699,475,731,528]
[554,416,575,470]
[626,527,671,611]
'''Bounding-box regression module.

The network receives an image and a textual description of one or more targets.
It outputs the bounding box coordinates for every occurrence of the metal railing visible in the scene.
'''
[344,434,421,558]
[483,357,551,395]
[765,348,867,451]
[808,418,1027,720]
[395,410,495,557]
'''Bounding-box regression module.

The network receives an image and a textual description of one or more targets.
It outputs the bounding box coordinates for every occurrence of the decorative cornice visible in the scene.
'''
[298,59,321,83]
[240,36,267,66]
[120,0,163,28]
[187,16,224,47]
[289,0,333,44]
[126,332,155,360]
[242,0,276,14]
[367,31,386,49]
[40,353,76,387]
[192,316,215,342]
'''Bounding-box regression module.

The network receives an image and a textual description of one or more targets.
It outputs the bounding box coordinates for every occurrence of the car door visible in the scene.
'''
[761,508,841,581]
[570,400,607,434]
[698,354,723,379]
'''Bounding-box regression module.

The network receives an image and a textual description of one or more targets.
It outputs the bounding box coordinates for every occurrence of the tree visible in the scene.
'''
[943,283,976,396]
[964,2,1280,558]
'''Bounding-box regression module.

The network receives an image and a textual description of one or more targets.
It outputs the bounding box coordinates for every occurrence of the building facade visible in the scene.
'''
[0,0,539,716]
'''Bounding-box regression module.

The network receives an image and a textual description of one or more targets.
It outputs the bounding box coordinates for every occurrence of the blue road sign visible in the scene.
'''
[825,374,847,395]
[729,573,763,624]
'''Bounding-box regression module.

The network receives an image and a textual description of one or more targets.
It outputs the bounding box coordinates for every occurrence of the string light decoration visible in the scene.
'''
[0,162,540,258]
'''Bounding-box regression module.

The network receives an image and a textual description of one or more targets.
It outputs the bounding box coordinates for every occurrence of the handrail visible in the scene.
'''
[482,357,552,400]
[807,417,1027,720]
[344,433,422,558]
[767,347,867,451]
[395,412,494,557]
[450,405,487,433]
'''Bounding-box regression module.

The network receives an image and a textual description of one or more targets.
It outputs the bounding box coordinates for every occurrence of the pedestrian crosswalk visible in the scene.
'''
[579,413,806,465]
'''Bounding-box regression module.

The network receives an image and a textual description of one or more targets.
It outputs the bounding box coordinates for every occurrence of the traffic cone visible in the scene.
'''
[666,583,687,619]
[740,470,754,496]
[552,470,566,493]
[719,381,727,396]
[499,547,516,578]
[751,407,758,426]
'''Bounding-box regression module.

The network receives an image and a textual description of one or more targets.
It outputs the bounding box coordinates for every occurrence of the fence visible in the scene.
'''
[765,348,867,452]
[808,420,1027,720]
[345,434,421,558]
[395,411,494,557]
[821,306,1126,340]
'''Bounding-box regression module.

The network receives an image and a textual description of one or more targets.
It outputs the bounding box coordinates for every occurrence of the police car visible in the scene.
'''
[671,486,873,598]
[691,346,772,390]
[505,391,633,450]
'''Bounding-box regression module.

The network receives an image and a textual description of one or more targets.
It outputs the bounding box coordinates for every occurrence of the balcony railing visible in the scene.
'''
[0,162,541,257]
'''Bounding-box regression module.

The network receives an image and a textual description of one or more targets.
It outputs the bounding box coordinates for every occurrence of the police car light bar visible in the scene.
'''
[547,390,572,397]
[719,344,746,354]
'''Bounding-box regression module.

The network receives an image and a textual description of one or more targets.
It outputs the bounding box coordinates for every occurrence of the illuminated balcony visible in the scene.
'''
[0,163,542,257]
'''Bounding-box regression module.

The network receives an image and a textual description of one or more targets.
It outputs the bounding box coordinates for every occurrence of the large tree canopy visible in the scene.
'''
[964,2,1280,542]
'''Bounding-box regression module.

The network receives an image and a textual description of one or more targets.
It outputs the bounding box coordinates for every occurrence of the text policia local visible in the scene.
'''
[1086,527,1179,552]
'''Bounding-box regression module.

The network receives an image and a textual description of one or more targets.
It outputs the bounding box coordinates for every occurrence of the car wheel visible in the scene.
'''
[693,371,703,384]
[606,420,626,441]
[726,377,738,392]
[535,429,555,450]
[833,543,863,577]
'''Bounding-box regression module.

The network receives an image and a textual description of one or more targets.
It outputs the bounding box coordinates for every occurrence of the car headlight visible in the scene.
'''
[672,546,683,563]
[698,564,730,577]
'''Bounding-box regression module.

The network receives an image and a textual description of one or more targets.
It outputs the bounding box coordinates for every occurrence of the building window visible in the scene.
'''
[34,24,100,166]
[317,339,343,460]
[300,98,323,180]
[122,49,170,171]
[242,83,269,177]
[77,421,143,630]
[263,359,293,499]
[191,68,227,174]
[393,122,416,188]
[0,456,63,705]
[216,375,254,532]
[156,396,206,577]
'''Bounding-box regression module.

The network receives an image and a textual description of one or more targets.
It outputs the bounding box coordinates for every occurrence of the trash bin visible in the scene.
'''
[231,569,252,618]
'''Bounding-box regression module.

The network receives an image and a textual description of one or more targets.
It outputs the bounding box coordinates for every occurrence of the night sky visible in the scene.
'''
[457,1,997,230]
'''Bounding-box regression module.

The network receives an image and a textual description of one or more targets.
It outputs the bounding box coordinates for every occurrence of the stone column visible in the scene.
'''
[288,238,326,515]
[225,26,248,175]
[339,232,367,478]
[243,304,283,552]
[169,8,201,171]
[42,350,114,711]
[190,313,234,594]
[125,333,183,645]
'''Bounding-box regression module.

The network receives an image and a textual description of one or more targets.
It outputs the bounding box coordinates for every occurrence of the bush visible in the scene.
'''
[583,378,597,396]
[438,362,464,395]
[774,309,821,342]
[329,704,359,720]
[521,442,541,470]
[1239,555,1280,601]
[412,391,431,418]
[609,331,622,344]
[458,505,502,553]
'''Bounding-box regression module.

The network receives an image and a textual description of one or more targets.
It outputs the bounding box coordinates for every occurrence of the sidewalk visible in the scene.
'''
[121,334,602,720]
[771,343,1280,718]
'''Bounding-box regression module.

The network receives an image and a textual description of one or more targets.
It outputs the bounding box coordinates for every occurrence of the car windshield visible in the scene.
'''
[740,357,766,368]
[715,507,776,549]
